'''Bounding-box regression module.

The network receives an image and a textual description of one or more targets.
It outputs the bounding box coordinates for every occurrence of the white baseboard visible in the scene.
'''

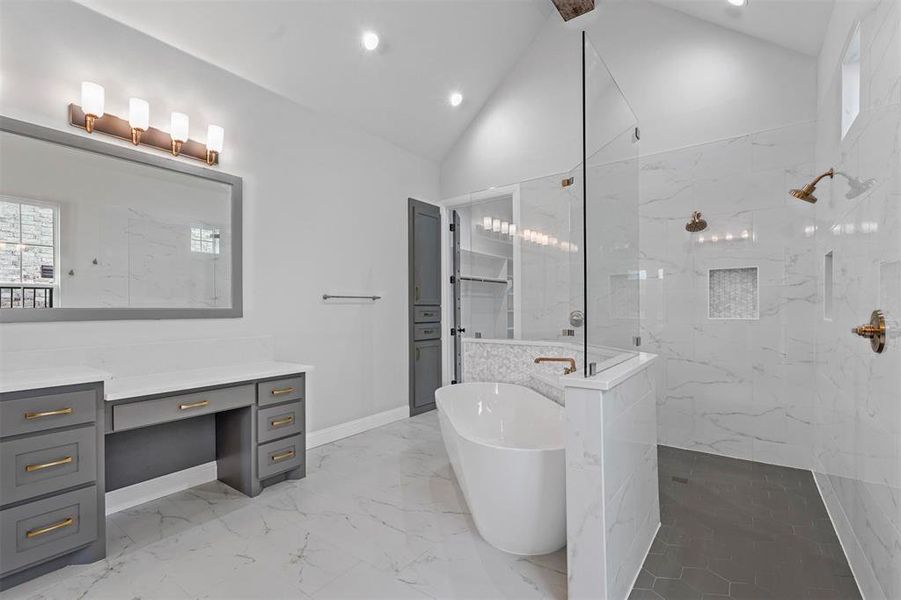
[105,461,218,515]
[104,405,410,514]
[306,405,409,449]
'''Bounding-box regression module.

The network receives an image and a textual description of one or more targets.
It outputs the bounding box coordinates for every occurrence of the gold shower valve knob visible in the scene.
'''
[851,310,886,353]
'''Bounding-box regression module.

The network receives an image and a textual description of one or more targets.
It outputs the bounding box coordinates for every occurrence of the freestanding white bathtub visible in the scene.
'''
[435,382,566,555]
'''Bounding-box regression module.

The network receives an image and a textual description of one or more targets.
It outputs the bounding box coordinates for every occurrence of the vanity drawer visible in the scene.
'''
[1,389,97,438]
[112,384,254,432]
[413,323,441,341]
[257,434,304,479]
[257,401,304,445]
[257,376,304,407]
[0,426,97,506]
[413,306,440,323]
[0,485,98,575]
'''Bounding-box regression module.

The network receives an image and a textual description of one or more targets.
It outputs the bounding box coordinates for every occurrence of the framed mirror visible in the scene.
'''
[0,117,242,322]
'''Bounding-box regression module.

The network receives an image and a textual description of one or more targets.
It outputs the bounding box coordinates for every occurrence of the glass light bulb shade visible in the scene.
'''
[492,218,501,233]
[501,221,509,234]
[522,228,531,239]
[449,92,463,107]
[508,224,516,236]
[530,231,539,242]
[128,98,149,131]
[81,82,104,117]
[483,216,493,229]
[170,112,190,142]
[727,0,747,6]
[207,125,224,153]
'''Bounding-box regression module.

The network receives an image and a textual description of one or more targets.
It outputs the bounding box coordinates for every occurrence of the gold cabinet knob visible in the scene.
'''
[852,310,886,353]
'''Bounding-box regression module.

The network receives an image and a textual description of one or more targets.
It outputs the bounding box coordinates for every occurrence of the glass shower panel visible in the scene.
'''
[455,193,515,341]
[582,33,641,372]
[519,171,581,343]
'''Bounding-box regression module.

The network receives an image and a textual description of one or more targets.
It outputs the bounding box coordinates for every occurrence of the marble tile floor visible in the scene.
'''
[2,412,567,600]
[630,446,861,600]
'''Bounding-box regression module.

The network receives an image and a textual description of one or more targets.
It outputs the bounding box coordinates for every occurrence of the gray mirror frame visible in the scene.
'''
[0,116,243,322]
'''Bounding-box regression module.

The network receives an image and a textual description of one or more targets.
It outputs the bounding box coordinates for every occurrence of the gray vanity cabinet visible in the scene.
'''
[410,200,442,306]
[408,198,443,416]
[0,383,106,591]
[412,339,442,413]
[1,371,307,591]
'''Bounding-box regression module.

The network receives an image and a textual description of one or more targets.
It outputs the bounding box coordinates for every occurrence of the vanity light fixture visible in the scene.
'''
[170,112,189,156]
[128,98,149,145]
[80,82,105,133]
[206,125,224,165]
[68,84,223,166]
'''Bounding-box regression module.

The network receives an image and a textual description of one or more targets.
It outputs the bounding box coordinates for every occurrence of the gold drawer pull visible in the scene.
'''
[270,415,295,428]
[271,449,296,463]
[25,456,73,473]
[24,407,73,420]
[270,386,296,396]
[178,400,209,411]
[26,517,74,539]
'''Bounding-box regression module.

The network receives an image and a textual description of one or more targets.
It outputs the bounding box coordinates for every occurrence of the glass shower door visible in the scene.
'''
[582,32,641,373]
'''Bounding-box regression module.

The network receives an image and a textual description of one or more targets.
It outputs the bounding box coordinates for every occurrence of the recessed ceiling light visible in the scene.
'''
[727,0,747,6]
[362,31,379,51]
[449,92,463,107]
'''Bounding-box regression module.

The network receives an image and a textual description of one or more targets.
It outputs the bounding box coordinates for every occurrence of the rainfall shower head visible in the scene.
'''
[686,211,707,233]
[790,168,834,204]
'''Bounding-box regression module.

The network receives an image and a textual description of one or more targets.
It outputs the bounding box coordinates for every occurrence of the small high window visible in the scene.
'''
[841,25,861,139]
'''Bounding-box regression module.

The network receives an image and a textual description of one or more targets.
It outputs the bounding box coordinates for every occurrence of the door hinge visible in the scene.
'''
[449,223,456,232]
[633,335,642,347]
[450,276,456,284]
[451,380,458,385]
[450,327,456,336]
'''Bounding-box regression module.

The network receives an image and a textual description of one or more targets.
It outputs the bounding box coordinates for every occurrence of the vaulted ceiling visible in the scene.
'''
[651,0,835,57]
[76,0,553,161]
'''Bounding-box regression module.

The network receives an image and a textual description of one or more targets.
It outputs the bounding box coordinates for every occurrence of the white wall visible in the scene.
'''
[0,1,440,432]
[812,0,900,597]
[440,0,817,198]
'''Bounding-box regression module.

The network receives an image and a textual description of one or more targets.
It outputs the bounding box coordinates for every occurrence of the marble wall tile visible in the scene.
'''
[639,120,819,471]
[811,1,901,597]
[565,360,659,600]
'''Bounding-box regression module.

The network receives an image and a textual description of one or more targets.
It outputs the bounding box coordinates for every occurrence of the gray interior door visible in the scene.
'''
[408,198,441,415]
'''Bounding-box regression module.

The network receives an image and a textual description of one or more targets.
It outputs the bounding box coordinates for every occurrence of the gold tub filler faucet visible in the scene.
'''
[534,356,577,375]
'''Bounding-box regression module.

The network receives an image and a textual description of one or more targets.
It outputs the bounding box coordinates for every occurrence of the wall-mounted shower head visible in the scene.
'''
[686,211,707,233]
[790,168,834,204]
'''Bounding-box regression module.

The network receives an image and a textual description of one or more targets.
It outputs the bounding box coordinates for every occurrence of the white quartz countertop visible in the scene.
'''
[0,366,111,394]
[0,361,312,400]
[104,361,313,401]
[560,352,657,391]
